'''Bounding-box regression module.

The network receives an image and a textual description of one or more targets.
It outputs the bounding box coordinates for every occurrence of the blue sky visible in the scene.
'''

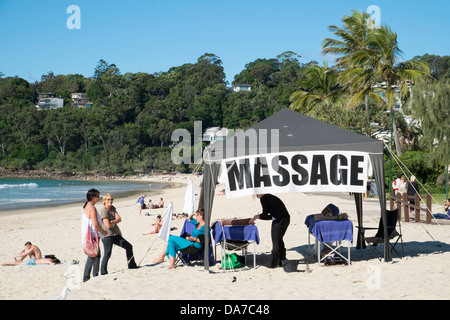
[0,0,448,85]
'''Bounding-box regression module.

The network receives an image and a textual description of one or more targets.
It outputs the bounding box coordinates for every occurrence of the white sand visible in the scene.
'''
[0,173,449,300]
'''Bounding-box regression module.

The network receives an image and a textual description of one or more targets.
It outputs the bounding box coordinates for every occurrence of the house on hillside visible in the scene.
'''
[203,127,231,143]
[71,93,93,108]
[35,92,63,110]
[231,84,252,92]
[372,81,412,113]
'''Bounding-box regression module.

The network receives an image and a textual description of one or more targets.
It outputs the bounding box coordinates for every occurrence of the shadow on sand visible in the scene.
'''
[288,239,450,264]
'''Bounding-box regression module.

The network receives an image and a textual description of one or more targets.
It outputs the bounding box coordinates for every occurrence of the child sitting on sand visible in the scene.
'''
[143,215,163,235]
[143,215,176,235]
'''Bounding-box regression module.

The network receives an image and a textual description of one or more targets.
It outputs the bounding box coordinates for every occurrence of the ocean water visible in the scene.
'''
[0,178,164,211]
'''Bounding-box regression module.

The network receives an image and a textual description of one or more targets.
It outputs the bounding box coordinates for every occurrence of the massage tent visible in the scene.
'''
[199,107,391,270]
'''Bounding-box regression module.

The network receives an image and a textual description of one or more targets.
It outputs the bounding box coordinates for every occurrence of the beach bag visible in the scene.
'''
[83,227,99,258]
[222,253,243,270]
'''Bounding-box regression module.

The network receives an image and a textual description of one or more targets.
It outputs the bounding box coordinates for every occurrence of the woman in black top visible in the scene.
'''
[253,194,290,268]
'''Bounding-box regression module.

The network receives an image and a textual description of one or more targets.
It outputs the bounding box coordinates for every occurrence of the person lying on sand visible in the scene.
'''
[2,257,61,266]
[173,213,188,220]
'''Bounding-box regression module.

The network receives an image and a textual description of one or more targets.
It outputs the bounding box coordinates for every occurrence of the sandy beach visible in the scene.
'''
[0,173,449,301]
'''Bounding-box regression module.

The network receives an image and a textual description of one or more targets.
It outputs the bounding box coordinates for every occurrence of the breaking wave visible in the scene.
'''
[0,183,39,189]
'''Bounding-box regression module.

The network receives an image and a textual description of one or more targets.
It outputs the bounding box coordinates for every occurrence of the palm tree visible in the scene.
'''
[322,10,372,68]
[322,10,379,119]
[321,10,430,156]
[366,26,430,156]
[289,62,342,114]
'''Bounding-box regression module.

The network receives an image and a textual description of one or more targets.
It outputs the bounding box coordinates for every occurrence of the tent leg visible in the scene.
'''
[355,193,366,249]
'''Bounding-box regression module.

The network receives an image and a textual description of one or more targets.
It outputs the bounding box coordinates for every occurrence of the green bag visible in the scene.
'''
[222,253,243,270]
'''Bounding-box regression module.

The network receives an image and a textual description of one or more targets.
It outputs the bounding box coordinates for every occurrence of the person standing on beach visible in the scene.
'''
[407,176,420,215]
[137,193,147,215]
[365,176,372,201]
[100,194,138,274]
[252,194,290,268]
[398,176,408,195]
[82,188,108,282]
[392,174,401,194]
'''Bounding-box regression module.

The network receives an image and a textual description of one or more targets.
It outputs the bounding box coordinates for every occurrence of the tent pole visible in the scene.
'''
[369,153,391,262]
[200,152,221,271]
[355,193,366,249]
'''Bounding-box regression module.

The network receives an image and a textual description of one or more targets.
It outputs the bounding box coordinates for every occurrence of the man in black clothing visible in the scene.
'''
[253,194,290,268]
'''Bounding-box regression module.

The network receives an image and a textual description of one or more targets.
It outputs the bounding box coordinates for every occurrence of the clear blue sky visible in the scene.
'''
[0,0,448,85]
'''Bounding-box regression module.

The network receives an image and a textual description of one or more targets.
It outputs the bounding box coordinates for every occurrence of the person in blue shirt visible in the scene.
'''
[136,193,147,216]
[153,209,205,269]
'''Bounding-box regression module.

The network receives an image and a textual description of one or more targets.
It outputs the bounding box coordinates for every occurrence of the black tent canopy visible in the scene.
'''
[199,108,391,269]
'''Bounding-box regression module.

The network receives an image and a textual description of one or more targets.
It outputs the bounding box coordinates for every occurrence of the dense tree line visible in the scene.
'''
[0,11,448,191]
[0,52,315,174]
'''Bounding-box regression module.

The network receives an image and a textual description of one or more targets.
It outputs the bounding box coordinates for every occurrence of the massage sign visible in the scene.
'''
[219,151,370,198]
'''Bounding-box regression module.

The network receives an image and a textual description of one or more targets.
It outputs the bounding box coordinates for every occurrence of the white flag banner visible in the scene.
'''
[219,151,370,198]
[158,202,173,242]
[183,179,195,215]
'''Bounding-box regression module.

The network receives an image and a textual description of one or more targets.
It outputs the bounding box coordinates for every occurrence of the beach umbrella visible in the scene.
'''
[137,203,173,266]
[183,179,195,215]
[138,202,174,266]
[158,202,173,242]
